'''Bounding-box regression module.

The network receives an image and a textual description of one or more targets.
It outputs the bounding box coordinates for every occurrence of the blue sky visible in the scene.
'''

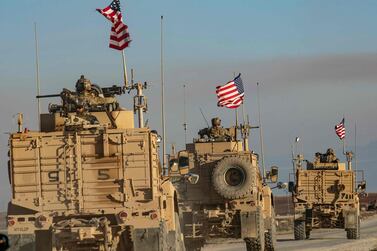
[1,1,377,209]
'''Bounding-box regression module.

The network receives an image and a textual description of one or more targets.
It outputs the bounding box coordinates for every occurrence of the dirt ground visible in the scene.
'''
[202,214,377,251]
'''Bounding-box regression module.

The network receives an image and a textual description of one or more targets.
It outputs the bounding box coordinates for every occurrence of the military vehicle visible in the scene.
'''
[289,148,366,240]
[170,117,280,251]
[7,76,185,251]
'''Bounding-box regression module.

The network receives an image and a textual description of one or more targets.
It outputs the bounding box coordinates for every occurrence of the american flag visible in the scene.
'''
[97,0,131,50]
[335,118,345,140]
[216,74,245,109]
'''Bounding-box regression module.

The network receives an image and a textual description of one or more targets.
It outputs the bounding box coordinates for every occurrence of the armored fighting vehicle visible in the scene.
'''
[7,76,185,251]
[170,118,279,251]
[289,148,366,240]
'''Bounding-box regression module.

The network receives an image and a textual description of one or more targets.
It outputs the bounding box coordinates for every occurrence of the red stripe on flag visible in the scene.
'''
[109,42,130,50]
[110,34,130,42]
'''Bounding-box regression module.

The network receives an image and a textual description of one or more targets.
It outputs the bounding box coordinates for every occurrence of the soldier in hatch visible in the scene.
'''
[76,75,96,97]
[325,148,339,163]
[199,117,232,141]
[314,152,321,164]
[71,75,117,109]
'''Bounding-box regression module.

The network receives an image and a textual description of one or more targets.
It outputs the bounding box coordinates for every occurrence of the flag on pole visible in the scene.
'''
[335,118,346,139]
[216,73,245,109]
[97,0,123,23]
[97,0,131,50]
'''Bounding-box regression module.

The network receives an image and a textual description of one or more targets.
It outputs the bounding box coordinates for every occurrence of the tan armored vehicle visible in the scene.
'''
[7,76,185,251]
[289,148,366,240]
[170,118,279,251]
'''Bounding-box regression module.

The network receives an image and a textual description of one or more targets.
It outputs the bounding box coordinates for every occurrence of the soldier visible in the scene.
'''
[199,117,232,141]
[76,75,95,97]
[72,75,116,109]
[325,148,339,163]
[314,152,321,164]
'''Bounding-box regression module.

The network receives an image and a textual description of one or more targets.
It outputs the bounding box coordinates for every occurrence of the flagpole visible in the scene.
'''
[343,116,346,155]
[235,108,239,151]
[233,72,239,151]
[241,93,248,151]
[121,50,129,88]
[242,103,246,126]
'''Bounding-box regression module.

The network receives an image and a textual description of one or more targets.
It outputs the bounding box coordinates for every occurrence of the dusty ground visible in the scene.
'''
[2,212,377,250]
[202,215,377,251]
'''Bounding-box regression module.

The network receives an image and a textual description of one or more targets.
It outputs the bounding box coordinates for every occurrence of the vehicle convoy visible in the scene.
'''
[289,148,366,240]
[7,76,185,251]
[170,117,280,251]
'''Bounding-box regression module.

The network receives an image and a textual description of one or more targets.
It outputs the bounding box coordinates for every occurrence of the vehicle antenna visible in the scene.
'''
[342,115,346,156]
[161,15,167,173]
[233,72,239,145]
[199,108,210,127]
[34,22,41,130]
[257,82,266,179]
[183,84,188,145]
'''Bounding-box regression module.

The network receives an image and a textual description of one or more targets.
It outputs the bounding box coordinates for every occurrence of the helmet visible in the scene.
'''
[211,117,221,127]
[327,148,334,155]
[76,75,92,93]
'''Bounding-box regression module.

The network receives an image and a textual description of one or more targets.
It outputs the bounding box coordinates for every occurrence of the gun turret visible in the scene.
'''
[37,86,124,99]
[37,83,124,115]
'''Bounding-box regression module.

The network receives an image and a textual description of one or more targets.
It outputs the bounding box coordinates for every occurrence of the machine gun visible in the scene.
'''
[101,85,124,97]
[36,85,125,99]
[36,84,124,114]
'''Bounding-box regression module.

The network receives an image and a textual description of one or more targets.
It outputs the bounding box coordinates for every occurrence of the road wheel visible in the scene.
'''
[264,229,275,251]
[246,236,264,251]
[212,157,255,199]
[245,207,265,251]
[264,210,276,251]
[293,220,305,240]
[346,216,360,239]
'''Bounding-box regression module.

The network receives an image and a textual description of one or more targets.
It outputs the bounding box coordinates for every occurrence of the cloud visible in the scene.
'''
[167,52,377,97]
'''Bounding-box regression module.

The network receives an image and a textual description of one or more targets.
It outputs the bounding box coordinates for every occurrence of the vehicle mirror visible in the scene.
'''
[288,181,295,193]
[151,130,162,143]
[358,181,366,191]
[177,151,189,175]
[156,135,162,143]
[269,166,279,183]
[169,159,179,173]
[277,181,287,189]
